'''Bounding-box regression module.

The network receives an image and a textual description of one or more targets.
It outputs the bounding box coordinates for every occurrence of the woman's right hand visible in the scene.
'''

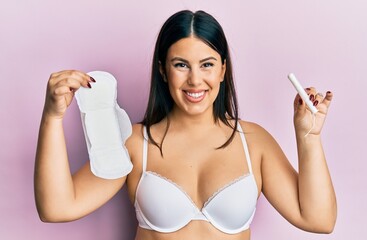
[43,70,95,119]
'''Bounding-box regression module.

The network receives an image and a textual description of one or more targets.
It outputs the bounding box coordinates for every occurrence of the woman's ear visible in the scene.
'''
[220,59,227,82]
[159,61,167,82]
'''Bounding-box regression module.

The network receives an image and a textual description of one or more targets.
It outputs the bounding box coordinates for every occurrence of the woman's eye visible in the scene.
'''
[174,63,188,68]
[202,62,214,68]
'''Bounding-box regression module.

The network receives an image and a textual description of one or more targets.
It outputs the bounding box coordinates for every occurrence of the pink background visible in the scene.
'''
[0,0,365,239]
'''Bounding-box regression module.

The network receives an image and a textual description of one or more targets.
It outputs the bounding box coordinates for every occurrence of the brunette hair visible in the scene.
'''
[142,10,239,155]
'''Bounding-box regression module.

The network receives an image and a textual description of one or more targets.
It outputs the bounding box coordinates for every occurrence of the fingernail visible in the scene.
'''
[306,88,311,91]
[90,77,96,82]
[309,94,314,101]
[327,91,331,94]
[87,82,92,88]
[313,100,319,106]
[299,98,303,105]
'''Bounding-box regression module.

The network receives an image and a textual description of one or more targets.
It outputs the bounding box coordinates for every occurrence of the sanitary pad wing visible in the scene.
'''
[75,71,133,179]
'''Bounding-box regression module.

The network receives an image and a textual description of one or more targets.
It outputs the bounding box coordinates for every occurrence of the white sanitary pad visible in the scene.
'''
[75,71,133,179]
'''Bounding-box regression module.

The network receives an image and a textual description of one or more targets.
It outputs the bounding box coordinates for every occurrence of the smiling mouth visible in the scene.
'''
[184,90,207,99]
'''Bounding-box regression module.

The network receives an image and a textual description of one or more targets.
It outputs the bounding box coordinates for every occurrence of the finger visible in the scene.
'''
[49,70,66,78]
[52,71,92,90]
[51,70,93,86]
[68,70,96,83]
[305,87,316,95]
[321,91,333,108]
[305,87,318,104]
[51,69,88,78]
[313,92,324,107]
[53,85,75,96]
[54,78,87,93]
[294,94,307,114]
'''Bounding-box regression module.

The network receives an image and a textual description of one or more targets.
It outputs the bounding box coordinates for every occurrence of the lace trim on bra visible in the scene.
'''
[145,171,199,210]
[203,173,250,208]
[145,170,251,211]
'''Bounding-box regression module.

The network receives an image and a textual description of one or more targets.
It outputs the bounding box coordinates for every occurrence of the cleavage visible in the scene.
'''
[144,170,249,210]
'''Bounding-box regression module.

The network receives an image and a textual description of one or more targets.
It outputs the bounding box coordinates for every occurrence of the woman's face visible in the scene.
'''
[162,36,226,118]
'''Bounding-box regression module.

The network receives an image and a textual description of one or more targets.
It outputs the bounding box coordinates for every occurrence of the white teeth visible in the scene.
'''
[186,91,204,99]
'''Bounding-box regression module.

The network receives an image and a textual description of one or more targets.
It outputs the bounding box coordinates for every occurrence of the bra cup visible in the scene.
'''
[203,175,258,233]
[136,172,198,232]
[134,125,258,234]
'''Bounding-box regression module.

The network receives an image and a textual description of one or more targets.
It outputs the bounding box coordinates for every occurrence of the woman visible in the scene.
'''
[34,10,337,240]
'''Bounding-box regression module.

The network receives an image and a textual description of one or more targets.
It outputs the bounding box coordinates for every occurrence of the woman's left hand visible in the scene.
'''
[293,88,333,136]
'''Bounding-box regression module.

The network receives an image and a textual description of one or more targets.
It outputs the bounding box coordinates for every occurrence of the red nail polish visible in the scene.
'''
[310,94,314,101]
[313,100,318,106]
[306,88,311,91]
[87,82,92,88]
[90,77,96,82]
[327,91,331,94]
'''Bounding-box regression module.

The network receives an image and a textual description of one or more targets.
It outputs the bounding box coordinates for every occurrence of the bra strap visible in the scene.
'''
[142,126,148,172]
[237,123,253,174]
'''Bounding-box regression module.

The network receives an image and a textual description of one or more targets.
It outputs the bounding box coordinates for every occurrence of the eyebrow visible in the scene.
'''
[170,56,218,63]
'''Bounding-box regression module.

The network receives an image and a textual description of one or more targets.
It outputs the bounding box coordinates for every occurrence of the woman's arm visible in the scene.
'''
[34,70,126,222]
[260,89,337,233]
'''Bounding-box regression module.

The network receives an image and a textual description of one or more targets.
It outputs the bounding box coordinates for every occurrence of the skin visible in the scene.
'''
[34,36,337,240]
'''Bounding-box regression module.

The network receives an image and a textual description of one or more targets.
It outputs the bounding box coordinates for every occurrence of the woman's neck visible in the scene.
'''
[167,107,219,131]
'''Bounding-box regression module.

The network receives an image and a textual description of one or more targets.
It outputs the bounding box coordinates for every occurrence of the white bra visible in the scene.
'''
[134,124,258,234]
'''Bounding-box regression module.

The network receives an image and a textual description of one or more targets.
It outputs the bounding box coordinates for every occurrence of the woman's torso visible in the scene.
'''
[126,120,263,240]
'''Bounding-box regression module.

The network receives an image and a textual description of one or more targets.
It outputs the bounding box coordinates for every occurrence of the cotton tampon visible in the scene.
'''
[288,73,318,114]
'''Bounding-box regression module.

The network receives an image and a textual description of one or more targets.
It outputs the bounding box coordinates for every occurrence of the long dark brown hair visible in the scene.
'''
[141,10,239,155]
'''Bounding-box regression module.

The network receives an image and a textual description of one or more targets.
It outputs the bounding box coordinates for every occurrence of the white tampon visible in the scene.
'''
[288,73,318,114]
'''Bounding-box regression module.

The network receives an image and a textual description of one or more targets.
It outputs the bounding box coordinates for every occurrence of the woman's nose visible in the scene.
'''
[187,68,202,86]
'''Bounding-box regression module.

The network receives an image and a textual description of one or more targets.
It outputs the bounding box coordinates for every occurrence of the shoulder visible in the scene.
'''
[238,120,285,179]
[238,120,269,137]
[125,123,145,164]
[126,123,144,144]
[238,120,279,152]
